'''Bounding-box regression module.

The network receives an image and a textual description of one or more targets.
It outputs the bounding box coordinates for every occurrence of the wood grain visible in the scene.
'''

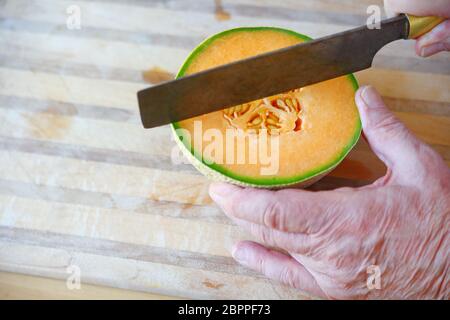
[0,0,448,299]
[0,271,179,300]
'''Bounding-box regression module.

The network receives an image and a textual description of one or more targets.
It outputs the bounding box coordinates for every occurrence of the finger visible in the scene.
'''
[232,240,325,298]
[355,86,432,184]
[416,20,450,56]
[384,0,450,18]
[417,20,450,48]
[231,216,315,254]
[209,182,351,233]
[419,41,450,57]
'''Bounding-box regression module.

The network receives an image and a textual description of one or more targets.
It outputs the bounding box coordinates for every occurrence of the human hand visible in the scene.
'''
[209,86,450,299]
[384,0,450,57]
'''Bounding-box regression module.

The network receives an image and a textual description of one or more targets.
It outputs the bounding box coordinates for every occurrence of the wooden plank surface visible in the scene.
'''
[0,271,179,300]
[0,0,449,299]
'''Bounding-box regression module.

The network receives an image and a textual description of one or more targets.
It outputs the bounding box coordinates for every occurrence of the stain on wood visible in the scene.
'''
[24,107,72,139]
[45,104,78,117]
[214,0,231,21]
[203,279,225,289]
[148,177,213,206]
[142,67,174,84]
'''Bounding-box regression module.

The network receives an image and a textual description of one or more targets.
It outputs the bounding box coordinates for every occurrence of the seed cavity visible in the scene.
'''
[223,89,303,135]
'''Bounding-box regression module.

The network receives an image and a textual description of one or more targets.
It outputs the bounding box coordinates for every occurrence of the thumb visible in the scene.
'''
[355,86,426,183]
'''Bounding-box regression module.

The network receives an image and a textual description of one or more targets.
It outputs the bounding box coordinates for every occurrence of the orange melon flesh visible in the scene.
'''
[172,27,361,188]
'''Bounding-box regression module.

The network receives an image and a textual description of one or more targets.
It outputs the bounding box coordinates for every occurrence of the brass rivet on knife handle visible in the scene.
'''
[406,14,445,39]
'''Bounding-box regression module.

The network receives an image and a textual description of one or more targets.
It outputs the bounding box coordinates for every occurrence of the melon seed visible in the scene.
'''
[267,124,280,130]
[266,114,279,125]
[251,116,262,125]
[226,106,235,116]
[285,98,294,110]
[241,104,250,114]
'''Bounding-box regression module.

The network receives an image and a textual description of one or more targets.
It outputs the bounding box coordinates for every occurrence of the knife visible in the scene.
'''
[137,14,444,128]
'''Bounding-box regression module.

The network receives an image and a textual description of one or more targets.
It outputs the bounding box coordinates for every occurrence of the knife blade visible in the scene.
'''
[137,14,439,128]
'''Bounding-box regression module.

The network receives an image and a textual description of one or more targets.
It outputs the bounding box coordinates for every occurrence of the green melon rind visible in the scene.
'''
[171,27,362,188]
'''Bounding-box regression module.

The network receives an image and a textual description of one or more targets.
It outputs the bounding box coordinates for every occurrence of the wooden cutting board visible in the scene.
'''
[0,0,449,299]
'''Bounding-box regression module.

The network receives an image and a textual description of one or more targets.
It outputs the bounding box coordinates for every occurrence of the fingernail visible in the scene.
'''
[416,21,446,49]
[209,182,235,204]
[231,245,247,263]
[420,43,445,57]
[419,45,433,57]
[419,46,427,57]
[361,86,383,108]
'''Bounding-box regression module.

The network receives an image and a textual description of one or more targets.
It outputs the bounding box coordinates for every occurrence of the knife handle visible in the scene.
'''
[406,14,445,39]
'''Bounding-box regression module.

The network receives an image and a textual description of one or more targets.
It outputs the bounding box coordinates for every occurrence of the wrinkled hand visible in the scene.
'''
[384,0,450,57]
[209,86,449,299]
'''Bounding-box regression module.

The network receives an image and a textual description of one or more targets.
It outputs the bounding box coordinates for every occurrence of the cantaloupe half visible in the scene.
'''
[172,27,361,188]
